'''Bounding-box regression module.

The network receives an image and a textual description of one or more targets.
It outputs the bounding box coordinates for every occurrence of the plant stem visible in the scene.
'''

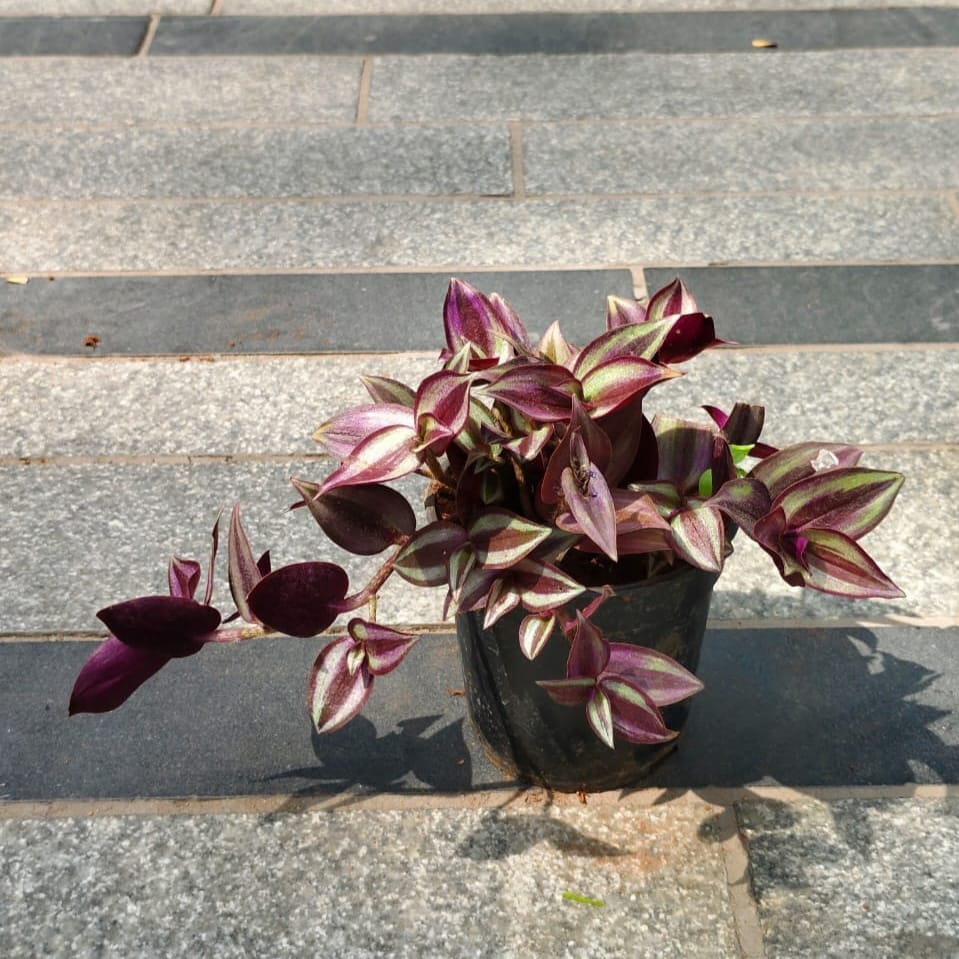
[423,450,453,488]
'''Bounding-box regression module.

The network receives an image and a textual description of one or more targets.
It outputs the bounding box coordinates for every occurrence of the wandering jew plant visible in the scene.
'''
[70,279,904,749]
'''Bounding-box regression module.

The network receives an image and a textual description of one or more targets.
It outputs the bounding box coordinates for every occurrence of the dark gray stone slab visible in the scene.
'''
[3,626,956,801]
[150,9,959,56]
[0,16,146,55]
[0,270,632,355]
[0,635,503,801]
[645,265,959,344]
[645,626,959,789]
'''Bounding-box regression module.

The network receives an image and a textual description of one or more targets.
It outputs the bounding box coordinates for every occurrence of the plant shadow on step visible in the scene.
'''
[637,622,958,791]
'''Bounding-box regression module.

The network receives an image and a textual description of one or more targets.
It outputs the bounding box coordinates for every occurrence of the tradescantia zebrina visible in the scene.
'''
[70,279,904,751]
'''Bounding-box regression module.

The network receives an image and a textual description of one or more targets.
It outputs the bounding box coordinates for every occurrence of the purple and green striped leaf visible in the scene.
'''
[513,560,586,611]
[307,636,373,734]
[573,318,675,379]
[537,320,578,368]
[605,294,647,330]
[392,521,469,586]
[483,578,523,628]
[653,415,718,494]
[480,362,580,423]
[360,375,416,408]
[606,642,704,707]
[560,436,618,561]
[774,468,904,540]
[708,477,772,536]
[602,677,673,744]
[518,613,556,660]
[318,424,420,494]
[587,686,615,748]
[469,508,553,570]
[669,505,725,571]
[312,403,414,459]
[749,442,863,499]
[786,528,904,599]
[347,619,419,676]
[537,677,595,707]
[581,356,681,417]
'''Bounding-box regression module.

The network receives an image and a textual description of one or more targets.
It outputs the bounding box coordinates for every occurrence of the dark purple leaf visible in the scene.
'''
[393,521,469,586]
[537,677,595,706]
[69,637,170,715]
[167,556,200,600]
[654,415,718,494]
[228,503,262,624]
[567,613,610,678]
[247,562,349,637]
[293,478,416,555]
[788,528,904,598]
[97,596,220,658]
[656,311,725,363]
[560,435,617,561]
[481,362,580,422]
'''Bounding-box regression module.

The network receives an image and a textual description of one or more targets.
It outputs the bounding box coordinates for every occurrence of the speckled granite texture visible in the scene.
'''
[0,804,737,959]
[739,797,959,958]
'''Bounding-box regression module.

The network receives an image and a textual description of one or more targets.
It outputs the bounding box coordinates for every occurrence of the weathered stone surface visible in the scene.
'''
[370,49,959,122]
[739,798,959,958]
[3,193,957,272]
[0,126,511,199]
[0,804,736,959]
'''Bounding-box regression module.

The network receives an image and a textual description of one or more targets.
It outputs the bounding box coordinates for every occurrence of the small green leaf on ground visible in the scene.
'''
[562,891,605,907]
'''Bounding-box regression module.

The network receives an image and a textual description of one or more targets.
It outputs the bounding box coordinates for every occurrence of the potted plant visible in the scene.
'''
[69,278,904,792]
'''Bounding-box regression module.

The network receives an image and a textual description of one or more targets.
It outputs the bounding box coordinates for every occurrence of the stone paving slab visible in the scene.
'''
[0,270,631,354]
[4,193,958,272]
[2,349,956,459]
[643,265,959,344]
[3,266,953,353]
[148,8,959,56]
[525,116,959,195]
[738,797,959,957]
[2,625,956,801]
[0,449,951,633]
[369,49,959,122]
[0,57,360,126]
[0,1,207,10]
[0,803,738,959]
[1,634,499,799]
[0,126,511,199]
[222,0,959,11]
[0,16,147,55]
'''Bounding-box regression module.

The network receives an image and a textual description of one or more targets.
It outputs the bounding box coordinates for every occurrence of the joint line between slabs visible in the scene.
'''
[948,191,959,220]
[136,14,160,58]
[509,122,525,199]
[356,58,374,126]
[717,806,767,959]
[630,265,647,300]
[209,0,224,14]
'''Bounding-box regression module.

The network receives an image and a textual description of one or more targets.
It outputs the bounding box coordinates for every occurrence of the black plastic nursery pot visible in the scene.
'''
[455,562,720,793]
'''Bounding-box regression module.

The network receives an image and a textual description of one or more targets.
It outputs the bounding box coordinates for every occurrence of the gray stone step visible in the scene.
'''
[2,349,956,458]
[0,801,738,959]
[0,125,512,199]
[369,49,959,122]
[0,448,950,633]
[0,56,360,126]
[3,625,957,800]
[146,8,959,56]
[524,116,959,195]
[4,193,957,272]
[3,267,955,355]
